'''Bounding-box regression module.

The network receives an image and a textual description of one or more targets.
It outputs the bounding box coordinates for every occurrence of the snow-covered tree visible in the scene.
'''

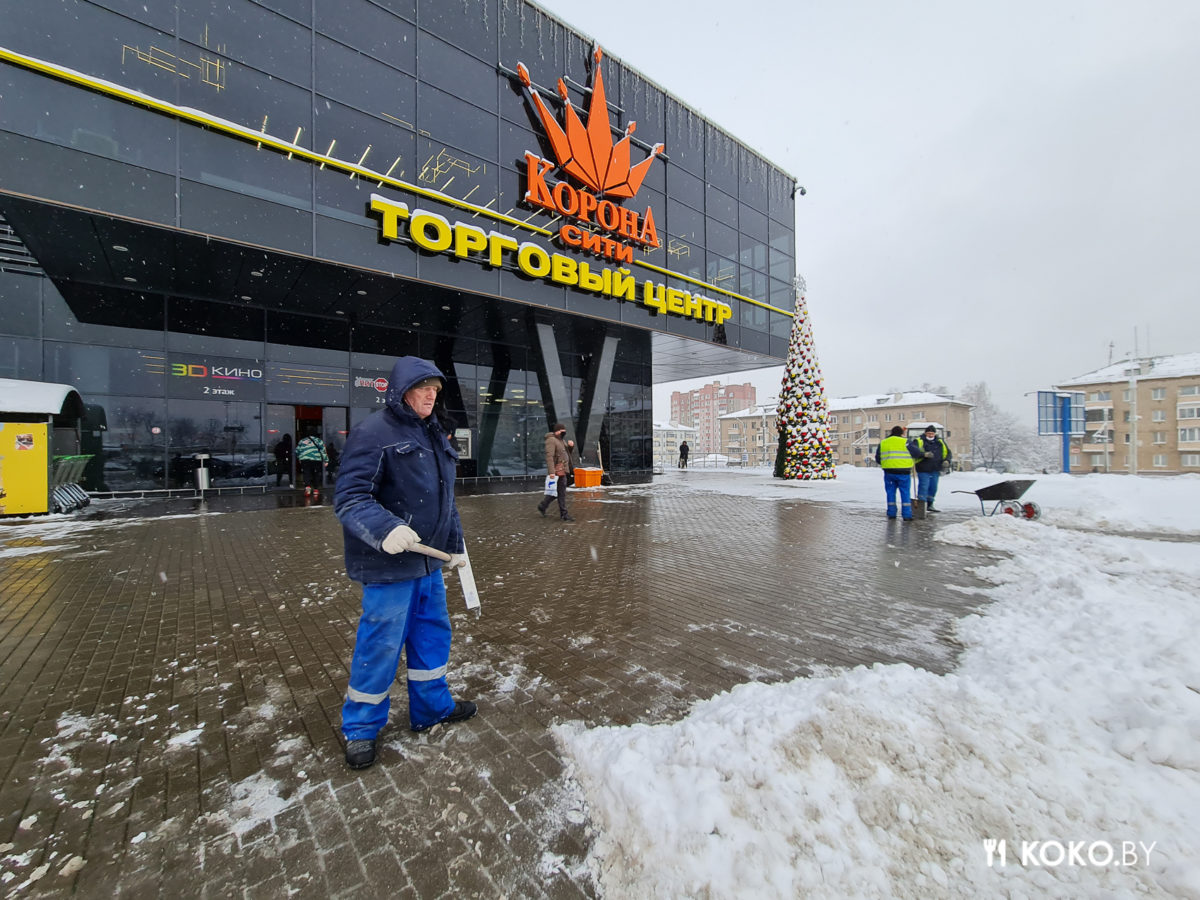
[960,382,1058,472]
[774,280,834,480]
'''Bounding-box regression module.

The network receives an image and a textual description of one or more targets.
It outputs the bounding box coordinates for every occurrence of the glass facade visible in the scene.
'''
[0,0,796,491]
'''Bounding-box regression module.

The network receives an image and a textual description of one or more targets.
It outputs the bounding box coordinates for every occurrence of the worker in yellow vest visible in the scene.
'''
[874,425,920,520]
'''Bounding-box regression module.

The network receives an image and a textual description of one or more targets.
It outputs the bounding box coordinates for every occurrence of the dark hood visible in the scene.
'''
[385,356,445,417]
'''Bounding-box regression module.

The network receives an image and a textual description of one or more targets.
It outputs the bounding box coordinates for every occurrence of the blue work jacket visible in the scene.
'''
[334,356,464,584]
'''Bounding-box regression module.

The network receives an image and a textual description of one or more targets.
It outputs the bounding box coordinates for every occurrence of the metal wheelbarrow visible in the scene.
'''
[953,479,1041,519]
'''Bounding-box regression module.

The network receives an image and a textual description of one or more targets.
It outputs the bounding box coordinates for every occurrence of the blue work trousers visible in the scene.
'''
[883,471,913,519]
[341,573,455,739]
[916,471,941,504]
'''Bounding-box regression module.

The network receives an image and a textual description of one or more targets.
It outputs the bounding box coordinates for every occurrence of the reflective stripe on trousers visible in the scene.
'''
[340,572,455,739]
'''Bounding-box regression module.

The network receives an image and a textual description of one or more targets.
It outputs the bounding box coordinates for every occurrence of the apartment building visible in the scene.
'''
[1056,353,1200,474]
[670,382,756,455]
[827,393,972,467]
[718,403,779,466]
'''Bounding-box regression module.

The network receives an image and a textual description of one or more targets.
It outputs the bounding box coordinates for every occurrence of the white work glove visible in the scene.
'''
[444,553,466,571]
[381,524,420,554]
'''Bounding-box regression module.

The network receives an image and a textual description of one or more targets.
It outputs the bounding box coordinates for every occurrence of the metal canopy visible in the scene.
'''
[0,378,85,418]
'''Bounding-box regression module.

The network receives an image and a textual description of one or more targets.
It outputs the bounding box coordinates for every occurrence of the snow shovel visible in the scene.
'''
[411,543,482,617]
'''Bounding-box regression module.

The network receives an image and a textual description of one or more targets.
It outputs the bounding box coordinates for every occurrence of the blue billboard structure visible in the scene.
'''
[1037,391,1085,473]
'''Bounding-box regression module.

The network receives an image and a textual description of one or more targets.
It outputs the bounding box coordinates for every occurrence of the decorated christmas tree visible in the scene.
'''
[774,277,835,479]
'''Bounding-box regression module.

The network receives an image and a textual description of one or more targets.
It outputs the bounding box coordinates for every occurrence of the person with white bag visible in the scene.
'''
[536,423,575,522]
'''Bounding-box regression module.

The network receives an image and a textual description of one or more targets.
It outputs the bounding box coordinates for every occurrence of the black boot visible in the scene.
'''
[345,738,376,769]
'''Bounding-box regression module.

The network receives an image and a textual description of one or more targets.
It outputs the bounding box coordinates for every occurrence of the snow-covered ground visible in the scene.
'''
[555,466,1200,898]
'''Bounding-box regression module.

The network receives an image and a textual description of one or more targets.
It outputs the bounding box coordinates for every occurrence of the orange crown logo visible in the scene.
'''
[517,46,664,200]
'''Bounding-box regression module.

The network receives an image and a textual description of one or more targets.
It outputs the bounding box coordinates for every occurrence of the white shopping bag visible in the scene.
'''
[544,475,558,495]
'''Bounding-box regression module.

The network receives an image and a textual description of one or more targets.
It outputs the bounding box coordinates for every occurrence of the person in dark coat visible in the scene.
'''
[334,356,475,769]
[909,425,952,512]
[273,433,292,487]
[678,440,690,468]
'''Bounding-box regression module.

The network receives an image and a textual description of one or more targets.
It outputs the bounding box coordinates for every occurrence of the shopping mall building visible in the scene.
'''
[0,0,798,492]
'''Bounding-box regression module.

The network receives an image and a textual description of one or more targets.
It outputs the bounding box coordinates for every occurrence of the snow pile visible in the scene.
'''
[556,488,1200,898]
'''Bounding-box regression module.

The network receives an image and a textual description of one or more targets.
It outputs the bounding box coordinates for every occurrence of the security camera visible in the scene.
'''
[798,186,807,196]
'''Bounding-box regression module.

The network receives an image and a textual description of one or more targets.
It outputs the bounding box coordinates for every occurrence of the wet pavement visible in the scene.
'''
[0,473,992,898]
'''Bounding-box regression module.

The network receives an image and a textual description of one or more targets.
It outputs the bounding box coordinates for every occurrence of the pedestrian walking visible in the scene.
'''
[272,433,292,487]
[875,425,920,520]
[909,425,952,512]
[295,430,328,496]
[678,440,690,469]
[537,423,575,521]
[333,356,475,770]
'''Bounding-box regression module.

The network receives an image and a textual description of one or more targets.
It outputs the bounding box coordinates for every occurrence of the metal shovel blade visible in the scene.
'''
[412,543,482,617]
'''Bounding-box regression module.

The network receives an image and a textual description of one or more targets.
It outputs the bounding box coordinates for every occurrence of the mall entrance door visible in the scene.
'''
[266,405,349,489]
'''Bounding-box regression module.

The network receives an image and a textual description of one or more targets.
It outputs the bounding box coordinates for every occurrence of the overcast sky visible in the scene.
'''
[539,0,1200,418]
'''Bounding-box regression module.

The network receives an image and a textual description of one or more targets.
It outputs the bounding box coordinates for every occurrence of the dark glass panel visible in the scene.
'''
[770,278,794,312]
[178,180,314,256]
[41,282,166,348]
[769,168,796,224]
[666,164,704,215]
[740,150,769,211]
[179,0,312,87]
[417,84,498,163]
[0,67,177,175]
[372,0,416,18]
[312,101,417,189]
[177,53,313,142]
[769,247,795,284]
[704,125,740,199]
[705,253,738,297]
[44,341,166,396]
[316,0,415,70]
[166,398,264,486]
[500,119,543,171]
[351,325,420,358]
[266,310,350,357]
[315,214,418,279]
[740,228,768,273]
[419,0,496,63]
[0,271,41,337]
[417,34,497,113]
[664,100,705,176]
[87,394,168,491]
[90,0,177,31]
[665,198,703,245]
[266,361,349,405]
[316,37,417,126]
[0,337,42,380]
[706,185,737,228]
[705,218,738,261]
[498,3,565,81]
[414,138,500,209]
[168,297,265,350]
[249,0,312,25]
[3,1,181,99]
[180,127,313,210]
[0,133,176,226]
[740,270,769,305]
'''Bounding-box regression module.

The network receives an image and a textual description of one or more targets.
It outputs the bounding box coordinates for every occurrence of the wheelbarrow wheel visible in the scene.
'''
[1000,500,1022,517]
[1021,501,1041,520]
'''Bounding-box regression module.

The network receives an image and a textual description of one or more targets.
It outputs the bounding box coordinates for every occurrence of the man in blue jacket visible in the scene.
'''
[334,356,476,769]
[909,424,952,512]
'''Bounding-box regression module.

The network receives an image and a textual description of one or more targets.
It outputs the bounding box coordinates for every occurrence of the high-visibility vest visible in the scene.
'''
[878,435,915,469]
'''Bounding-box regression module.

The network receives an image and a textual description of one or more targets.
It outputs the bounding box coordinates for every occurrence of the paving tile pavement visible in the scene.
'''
[0,475,991,898]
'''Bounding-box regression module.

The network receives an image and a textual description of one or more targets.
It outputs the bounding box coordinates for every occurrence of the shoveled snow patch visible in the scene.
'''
[555,513,1200,899]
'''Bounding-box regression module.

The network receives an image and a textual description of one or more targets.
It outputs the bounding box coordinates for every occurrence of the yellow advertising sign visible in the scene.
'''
[0,423,50,516]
